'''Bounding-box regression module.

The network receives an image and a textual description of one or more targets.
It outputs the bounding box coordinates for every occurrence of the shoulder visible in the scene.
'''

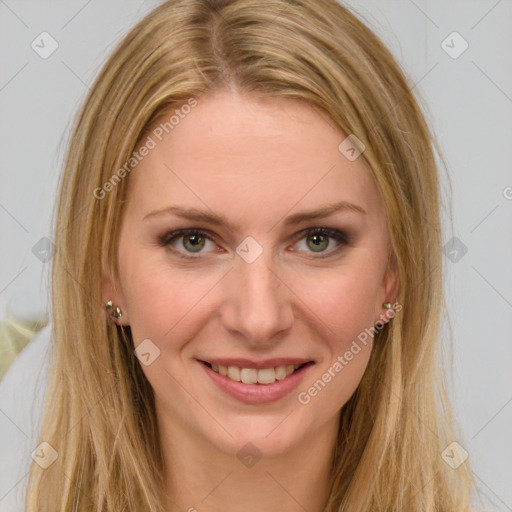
[0,318,49,378]
[0,321,52,394]
[0,323,52,512]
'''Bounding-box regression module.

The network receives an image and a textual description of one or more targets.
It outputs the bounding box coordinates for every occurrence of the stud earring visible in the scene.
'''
[383,302,392,309]
[105,300,122,320]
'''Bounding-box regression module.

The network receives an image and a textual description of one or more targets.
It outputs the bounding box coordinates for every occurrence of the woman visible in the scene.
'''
[25,0,474,510]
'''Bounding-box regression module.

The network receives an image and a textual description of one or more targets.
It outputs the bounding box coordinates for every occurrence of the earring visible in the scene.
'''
[105,300,122,320]
[383,302,392,309]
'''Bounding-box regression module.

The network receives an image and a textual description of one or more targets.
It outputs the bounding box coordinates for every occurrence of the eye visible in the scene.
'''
[293,228,349,257]
[158,227,349,259]
[159,229,217,258]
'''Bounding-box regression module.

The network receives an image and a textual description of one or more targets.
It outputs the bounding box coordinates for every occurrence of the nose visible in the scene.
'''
[219,250,295,346]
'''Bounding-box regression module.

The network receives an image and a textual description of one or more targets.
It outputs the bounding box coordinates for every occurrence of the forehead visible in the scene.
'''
[125,90,383,224]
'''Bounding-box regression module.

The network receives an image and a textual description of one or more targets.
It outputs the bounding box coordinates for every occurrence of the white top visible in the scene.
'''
[0,324,52,512]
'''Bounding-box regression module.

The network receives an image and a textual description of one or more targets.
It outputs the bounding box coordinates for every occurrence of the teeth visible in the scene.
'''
[256,368,275,385]
[227,366,241,381]
[275,366,287,380]
[210,363,303,384]
[240,368,258,384]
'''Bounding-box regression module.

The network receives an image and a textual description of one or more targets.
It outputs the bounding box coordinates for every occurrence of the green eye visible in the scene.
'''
[294,228,349,255]
[306,233,330,252]
[159,227,349,260]
[159,229,215,257]
[181,233,206,252]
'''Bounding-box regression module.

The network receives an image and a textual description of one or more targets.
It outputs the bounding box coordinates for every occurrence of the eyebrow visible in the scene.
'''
[143,200,366,229]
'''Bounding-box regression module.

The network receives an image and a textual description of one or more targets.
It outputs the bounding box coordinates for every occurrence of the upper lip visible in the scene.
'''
[198,357,314,369]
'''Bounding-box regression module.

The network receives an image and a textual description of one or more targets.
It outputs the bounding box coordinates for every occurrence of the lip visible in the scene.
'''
[198,359,314,404]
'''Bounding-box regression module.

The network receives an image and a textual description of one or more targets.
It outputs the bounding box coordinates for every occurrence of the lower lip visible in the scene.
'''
[199,361,314,404]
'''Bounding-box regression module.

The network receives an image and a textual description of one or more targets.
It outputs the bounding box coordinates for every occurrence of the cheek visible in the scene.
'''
[118,244,223,344]
[294,256,382,399]
[296,269,377,411]
[118,250,223,390]
[302,261,382,339]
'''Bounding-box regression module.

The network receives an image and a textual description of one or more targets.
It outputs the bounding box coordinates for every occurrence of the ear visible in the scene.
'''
[375,255,401,324]
[102,266,130,326]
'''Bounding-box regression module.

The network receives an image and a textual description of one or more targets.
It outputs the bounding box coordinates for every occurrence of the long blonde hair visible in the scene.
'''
[26,0,473,510]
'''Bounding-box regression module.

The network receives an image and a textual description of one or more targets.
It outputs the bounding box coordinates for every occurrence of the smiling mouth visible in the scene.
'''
[200,361,313,385]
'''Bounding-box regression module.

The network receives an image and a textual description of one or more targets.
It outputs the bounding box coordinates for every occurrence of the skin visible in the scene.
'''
[104,89,399,512]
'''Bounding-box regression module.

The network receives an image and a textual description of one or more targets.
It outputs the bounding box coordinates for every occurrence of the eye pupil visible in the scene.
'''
[183,234,205,252]
[308,233,329,252]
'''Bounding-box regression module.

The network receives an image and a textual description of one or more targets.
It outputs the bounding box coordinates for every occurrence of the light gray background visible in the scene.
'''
[0,0,511,510]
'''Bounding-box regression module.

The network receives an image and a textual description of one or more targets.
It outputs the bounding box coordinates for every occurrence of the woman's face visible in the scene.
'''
[108,89,398,457]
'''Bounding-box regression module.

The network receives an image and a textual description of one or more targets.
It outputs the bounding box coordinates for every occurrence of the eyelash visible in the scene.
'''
[158,227,350,260]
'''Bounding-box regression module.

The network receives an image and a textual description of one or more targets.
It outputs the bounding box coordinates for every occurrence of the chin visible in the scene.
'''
[210,410,315,459]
